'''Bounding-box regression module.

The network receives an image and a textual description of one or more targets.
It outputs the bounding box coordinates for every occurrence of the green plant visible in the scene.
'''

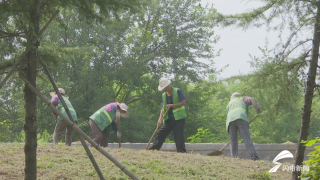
[164,138,174,143]
[187,127,216,143]
[248,171,272,180]
[301,137,320,180]
[37,130,52,143]
[15,131,25,142]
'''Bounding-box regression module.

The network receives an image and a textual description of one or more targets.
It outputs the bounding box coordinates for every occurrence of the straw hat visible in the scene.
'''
[50,88,69,98]
[158,78,171,91]
[118,103,129,118]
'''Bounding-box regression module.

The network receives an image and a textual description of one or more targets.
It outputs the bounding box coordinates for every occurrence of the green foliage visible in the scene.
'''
[15,130,52,143]
[248,171,272,180]
[301,137,320,180]
[2,0,317,147]
[187,127,216,143]
[164,138,174,143]
[37,130,52,143]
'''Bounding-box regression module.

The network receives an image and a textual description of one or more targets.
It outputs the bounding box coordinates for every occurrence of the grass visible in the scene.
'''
[0,143,291,180]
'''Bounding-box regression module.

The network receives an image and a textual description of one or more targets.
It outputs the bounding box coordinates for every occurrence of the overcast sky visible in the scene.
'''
[200,0,285,79]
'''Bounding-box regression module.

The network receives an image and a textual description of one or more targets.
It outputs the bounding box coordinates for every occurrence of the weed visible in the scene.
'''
[129,166,137,174]
[46,162,54,168]
[248,171,272,180]
[37,163,45,169]
[86,170,96,177]
[0,143,292,180]
[122,160,129,165]
[61,157,74,163]
[5,150,14,155]
[5,160,14,165]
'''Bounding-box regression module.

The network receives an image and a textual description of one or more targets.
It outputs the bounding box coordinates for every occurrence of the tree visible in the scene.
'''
[36,0,220,143]
[214,0,320,179]
[0,0,142,179]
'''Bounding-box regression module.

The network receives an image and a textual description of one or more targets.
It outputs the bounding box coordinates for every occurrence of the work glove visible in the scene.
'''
[257,107,261,114]
[117,131,121,139]
[253,101,261,114]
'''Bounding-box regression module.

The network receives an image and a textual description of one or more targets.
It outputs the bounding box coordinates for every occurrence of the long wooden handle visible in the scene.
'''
[145,108,170,149]
[116,112,121,148]
[219,114,260,151]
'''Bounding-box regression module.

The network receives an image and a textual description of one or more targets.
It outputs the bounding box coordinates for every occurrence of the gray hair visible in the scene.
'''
[230,92,241,101]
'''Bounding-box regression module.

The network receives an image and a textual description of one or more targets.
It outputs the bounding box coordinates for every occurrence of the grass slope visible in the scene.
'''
[0,143,291,180]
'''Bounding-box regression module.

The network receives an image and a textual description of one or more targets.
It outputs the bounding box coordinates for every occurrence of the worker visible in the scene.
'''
[149,78,187,152]
[50,88,77,146]
[89,102,128,147]
[226,92,261,160]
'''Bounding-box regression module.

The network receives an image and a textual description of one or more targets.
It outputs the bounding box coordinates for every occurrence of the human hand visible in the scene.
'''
[166,104,174,109]
[253,102,261,114]
[256,105,261,114]
[157,120,163,128]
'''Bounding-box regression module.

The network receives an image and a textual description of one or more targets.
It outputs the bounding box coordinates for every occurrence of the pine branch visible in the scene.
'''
[215,0,278,28]
[0,61,15,71]
[0,29,25,38]
[282,17,314,53]
[114,83,124,99]
[297,0,316,4]
[278,39,313,64]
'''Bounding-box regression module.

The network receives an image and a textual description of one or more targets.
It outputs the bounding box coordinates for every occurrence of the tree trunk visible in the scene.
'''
[292,2,320,180]
[24,0,40,179]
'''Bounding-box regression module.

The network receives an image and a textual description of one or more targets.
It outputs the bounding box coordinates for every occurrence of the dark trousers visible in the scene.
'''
[53,120,73,146]
[89,119,109,147]
[149,118,186,152]
[228,119,257,157]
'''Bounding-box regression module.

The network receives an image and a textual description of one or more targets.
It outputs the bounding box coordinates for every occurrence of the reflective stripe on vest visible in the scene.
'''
[99,109,112,123]
[227,107,246,115]
[172,106,185,113]
[162,88,187,121]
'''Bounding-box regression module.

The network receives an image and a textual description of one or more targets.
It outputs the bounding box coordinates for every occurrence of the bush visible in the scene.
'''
[301,137,320,180]
[187,127,217,143]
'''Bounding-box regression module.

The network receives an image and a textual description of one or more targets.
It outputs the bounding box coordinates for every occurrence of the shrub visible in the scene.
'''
[301,137,320,180]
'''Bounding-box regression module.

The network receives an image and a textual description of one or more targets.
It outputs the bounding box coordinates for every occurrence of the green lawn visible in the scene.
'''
[0,143,291,180]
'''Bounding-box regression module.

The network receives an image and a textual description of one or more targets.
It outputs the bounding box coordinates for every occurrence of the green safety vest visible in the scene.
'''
[226,97,248,131]
[162,88,187,123]
[56,96,78,122]
[89,106,115,131]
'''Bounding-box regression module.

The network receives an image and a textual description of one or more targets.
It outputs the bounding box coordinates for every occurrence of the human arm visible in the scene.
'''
[51,94,60,119]
[112,121,121,139]
[112,121,118,133]
[157,108,164,128]
[166,100,186,109]
[243,96,261,113]
[165,88,186,109]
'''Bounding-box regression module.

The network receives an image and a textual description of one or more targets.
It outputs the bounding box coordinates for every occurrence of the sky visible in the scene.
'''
[200,0,286,79]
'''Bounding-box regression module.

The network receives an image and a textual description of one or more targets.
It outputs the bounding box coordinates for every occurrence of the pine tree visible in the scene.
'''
[0,0,142,179]
[214,1,320,179]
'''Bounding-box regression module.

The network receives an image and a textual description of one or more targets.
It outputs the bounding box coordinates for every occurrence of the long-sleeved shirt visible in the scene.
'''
[51,94,61,116]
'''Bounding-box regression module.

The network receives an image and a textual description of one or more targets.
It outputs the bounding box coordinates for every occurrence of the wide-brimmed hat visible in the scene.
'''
[118,103,129,118]
[50,88,69,98]
[158,78,171,91]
